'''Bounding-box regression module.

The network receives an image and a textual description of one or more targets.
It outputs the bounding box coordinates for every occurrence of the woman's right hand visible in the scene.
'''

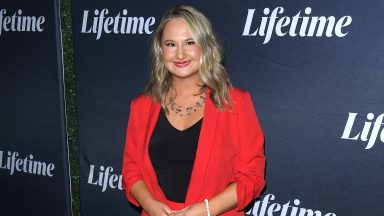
[144,199,173,216]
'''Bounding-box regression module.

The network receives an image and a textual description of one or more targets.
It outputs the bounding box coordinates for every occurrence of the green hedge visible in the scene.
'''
[60,0,80,215]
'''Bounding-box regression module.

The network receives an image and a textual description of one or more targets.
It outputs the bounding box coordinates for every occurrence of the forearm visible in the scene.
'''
[130,180,156,211]
[208,183,238,216]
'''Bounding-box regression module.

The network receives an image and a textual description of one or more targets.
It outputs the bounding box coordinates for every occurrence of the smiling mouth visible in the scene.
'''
[174,60,191,67]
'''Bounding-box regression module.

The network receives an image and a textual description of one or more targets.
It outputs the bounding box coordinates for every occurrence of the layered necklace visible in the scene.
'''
[169,90,206,117]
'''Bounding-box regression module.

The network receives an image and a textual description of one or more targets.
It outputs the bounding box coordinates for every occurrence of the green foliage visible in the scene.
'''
[60,0,80,215]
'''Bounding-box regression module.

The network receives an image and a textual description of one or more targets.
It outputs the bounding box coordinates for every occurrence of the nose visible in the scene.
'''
[176,46,186,59]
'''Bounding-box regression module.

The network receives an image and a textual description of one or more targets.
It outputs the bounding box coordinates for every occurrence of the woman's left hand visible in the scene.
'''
[172,202,207,216]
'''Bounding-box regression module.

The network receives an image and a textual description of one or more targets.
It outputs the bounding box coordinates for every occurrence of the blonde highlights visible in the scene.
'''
[145,5,232,110]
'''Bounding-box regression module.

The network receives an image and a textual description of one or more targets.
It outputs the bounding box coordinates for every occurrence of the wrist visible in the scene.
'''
[204,199,212,216]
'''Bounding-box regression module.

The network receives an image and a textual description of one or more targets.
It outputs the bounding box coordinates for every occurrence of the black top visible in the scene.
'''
[148,111,202,203]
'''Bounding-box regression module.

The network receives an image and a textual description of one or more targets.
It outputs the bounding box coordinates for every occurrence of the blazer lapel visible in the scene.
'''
[185,88,219,204]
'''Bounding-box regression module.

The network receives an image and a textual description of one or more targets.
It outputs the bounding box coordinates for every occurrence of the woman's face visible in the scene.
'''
[161,18,202,81]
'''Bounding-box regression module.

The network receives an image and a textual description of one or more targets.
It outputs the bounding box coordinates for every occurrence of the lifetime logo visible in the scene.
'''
[246,194,336,216]
[242,7,352,44]
[0,9,45,36]
[341,112,384,149]
[81,9,156,40]
[87,164,123,192]
[0,150,55,177]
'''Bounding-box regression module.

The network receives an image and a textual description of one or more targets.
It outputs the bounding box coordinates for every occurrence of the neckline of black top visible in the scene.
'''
[162,111,203,132]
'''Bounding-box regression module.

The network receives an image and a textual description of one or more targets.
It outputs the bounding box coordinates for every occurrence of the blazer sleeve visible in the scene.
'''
[122,99,143,206]
[233,91,266,210]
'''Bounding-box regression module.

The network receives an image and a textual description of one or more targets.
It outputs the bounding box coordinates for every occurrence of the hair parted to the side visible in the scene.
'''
[144,5,232,111]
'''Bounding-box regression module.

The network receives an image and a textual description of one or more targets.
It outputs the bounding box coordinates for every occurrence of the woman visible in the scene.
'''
[122,5,265,216]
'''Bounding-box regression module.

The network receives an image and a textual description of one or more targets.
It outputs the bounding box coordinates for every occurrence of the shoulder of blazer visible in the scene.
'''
[131,94,152,109]
[229,86,249,98]
[129,94,154,122]
[229,86,253,113]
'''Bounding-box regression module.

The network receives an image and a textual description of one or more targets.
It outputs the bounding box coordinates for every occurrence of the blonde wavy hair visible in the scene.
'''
[145,5,232,111]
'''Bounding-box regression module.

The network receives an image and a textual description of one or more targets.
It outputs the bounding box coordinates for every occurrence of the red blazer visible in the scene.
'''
[122,87,265,215]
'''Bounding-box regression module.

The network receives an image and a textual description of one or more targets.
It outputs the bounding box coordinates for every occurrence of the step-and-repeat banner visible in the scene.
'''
[72,0,384,215]
[0,0,72,215]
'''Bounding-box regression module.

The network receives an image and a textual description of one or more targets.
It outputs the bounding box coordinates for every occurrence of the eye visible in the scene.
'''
[186,41,196,46]
[164,42,175,47]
